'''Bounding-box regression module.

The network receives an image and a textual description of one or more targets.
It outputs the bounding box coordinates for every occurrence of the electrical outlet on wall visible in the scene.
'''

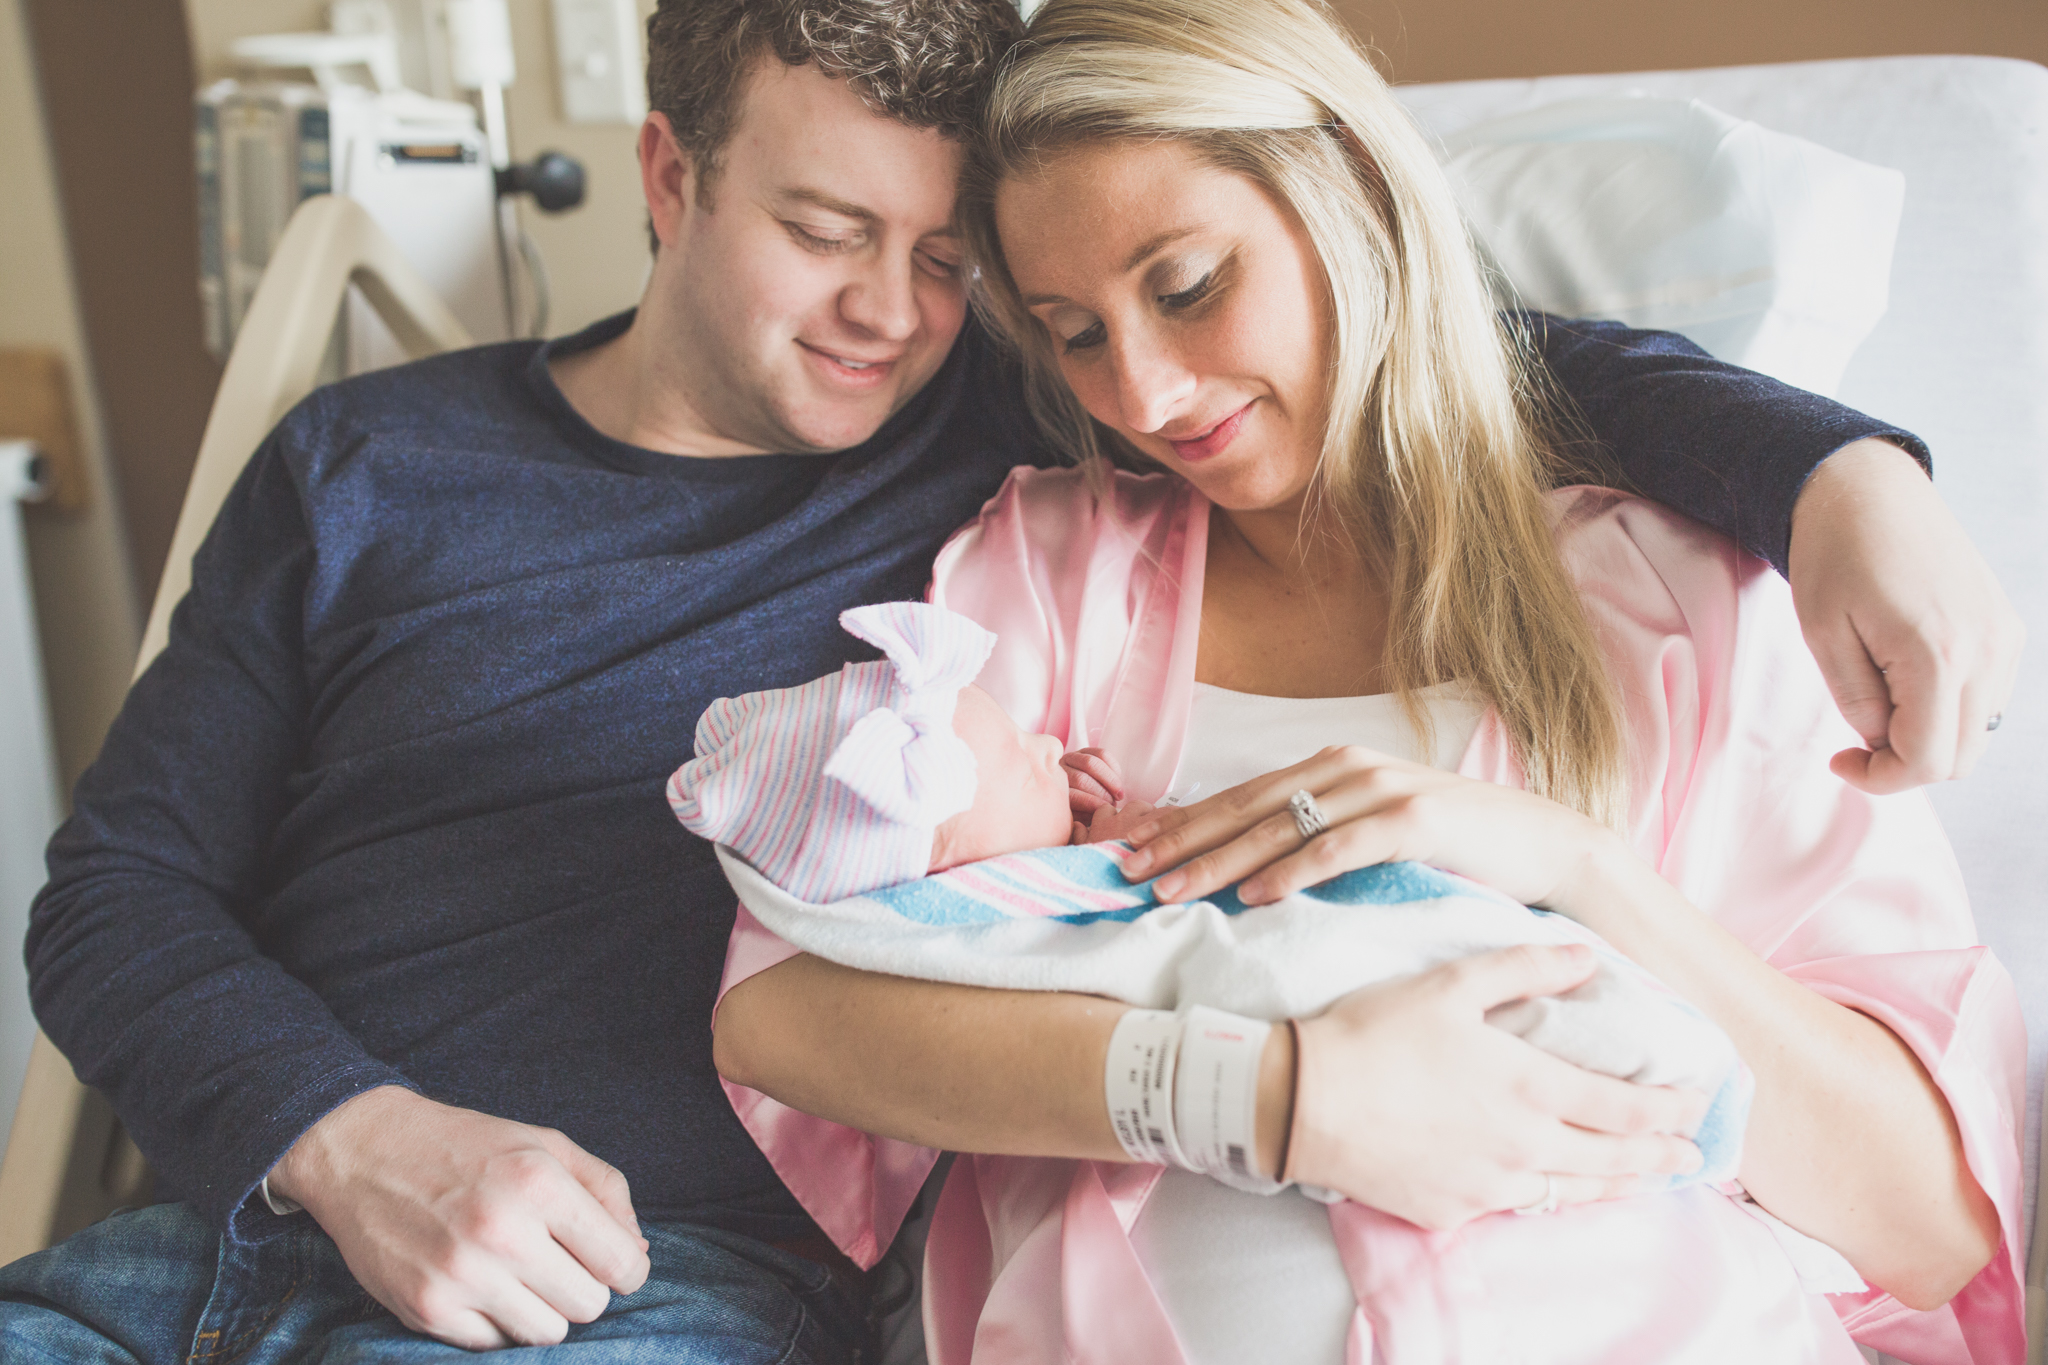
[549,0,646,124]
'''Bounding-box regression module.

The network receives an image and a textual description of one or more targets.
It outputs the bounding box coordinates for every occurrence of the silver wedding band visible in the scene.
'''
[1512,1172,1560,1217]
[1987,713,2004,732]
[1289,789,1331,841]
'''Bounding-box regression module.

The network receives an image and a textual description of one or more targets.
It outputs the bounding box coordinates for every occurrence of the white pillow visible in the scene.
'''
[1436,96,1904,397]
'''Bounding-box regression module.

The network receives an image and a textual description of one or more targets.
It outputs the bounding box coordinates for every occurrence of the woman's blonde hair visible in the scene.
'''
[960,0,1628,825]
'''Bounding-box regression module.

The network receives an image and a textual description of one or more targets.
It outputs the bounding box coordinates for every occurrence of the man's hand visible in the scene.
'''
[268,1086,651,1350]
[1789,439,2023,792]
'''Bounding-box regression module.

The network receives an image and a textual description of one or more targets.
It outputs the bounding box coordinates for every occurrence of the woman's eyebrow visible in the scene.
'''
[1123,226,1200,272]
[1021,226,1205,308]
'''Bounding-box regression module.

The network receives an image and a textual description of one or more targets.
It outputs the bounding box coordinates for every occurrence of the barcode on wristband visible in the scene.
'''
[1175,1006,1273,1191]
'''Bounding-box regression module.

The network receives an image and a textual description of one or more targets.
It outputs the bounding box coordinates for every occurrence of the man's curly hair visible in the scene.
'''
[647,0,1026,209]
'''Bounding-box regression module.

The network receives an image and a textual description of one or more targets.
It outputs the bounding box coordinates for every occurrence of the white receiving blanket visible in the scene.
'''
[714,841,1752,1188]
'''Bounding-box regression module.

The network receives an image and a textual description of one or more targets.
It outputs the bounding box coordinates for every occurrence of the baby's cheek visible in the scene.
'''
[1035,781,1081,845]
[926,808,977,874]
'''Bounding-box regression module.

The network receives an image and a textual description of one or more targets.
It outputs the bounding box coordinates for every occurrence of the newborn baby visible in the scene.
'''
[668,602,1753,1201]
[667,600,1086,905]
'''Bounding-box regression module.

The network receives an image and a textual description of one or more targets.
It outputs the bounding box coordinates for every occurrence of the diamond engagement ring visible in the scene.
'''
[1987,713,2004,732]
[1288,789,1331,841]
[1512,1173,1560,1217]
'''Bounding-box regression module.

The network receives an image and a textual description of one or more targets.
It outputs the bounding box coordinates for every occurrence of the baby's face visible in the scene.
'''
[930,685,1073,872]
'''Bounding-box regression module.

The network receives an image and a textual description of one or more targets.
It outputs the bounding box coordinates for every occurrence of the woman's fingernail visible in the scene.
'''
[1153,873,1183,900]
[1239,879,1265,903]
[1127,824,1156,846]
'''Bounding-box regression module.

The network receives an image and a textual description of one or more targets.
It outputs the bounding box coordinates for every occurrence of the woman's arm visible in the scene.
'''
[1116,750,2001,1310]
[712,947,1709,1225]
[1559,838,2000,1310]
[715,955,1130,1162]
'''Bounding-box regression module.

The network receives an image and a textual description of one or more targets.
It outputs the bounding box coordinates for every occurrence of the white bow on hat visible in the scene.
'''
[824,603,995,826]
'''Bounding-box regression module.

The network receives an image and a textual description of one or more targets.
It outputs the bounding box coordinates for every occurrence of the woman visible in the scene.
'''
[716,0,2024,1359]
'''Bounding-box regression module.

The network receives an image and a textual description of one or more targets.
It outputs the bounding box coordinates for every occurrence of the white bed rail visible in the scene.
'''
[138,193,472,670]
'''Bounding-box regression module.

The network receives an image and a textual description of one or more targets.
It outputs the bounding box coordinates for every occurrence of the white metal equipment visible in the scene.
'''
[197,30,506,378]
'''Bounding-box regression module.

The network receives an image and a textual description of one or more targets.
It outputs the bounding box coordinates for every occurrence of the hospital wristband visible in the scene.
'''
[1105,1005,1284,1192]
[1174,1005,1284,1194]
[1105,1008,1194,1168]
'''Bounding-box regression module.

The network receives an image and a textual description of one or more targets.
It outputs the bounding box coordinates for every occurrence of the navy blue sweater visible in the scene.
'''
[27,311,1923,1243]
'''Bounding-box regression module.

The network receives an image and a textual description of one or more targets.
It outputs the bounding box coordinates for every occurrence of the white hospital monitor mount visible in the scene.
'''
[220,5,586,347]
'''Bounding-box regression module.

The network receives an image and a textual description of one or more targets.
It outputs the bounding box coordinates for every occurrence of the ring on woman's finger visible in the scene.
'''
[1288,789,1331,841]
[1987,712,2003,732]
[1511,1172,1559,1216]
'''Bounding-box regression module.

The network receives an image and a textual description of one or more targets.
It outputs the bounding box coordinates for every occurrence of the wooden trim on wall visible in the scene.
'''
[1335,0,2048,85]
[20,0,220,601]
[0,349,90,513]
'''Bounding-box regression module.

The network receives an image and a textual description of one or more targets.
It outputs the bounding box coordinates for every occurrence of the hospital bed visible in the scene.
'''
[1,51,2043,1365]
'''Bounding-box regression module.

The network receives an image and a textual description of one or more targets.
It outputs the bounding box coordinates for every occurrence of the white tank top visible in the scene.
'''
[1128,680,1485,1365]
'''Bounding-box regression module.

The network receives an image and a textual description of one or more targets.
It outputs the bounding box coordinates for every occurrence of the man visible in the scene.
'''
[3,0,2019,1359]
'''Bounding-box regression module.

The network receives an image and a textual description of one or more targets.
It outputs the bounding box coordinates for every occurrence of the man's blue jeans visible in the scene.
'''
[0,1203,865,1362]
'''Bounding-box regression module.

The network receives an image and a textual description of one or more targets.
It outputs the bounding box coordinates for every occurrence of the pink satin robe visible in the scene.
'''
[714,466,2026,1365]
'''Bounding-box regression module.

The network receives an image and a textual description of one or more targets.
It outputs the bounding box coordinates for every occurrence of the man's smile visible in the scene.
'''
[798,340,901,387]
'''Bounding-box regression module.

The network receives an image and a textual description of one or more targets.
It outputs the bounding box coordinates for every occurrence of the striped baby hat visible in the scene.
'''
[668,602,997,902]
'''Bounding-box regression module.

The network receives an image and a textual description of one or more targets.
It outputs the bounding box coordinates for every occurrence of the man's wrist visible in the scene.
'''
[1789,438,1926,570]
[267,1084,416,1210]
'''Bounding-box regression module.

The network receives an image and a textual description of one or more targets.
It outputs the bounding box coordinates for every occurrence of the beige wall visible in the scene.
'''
[0,0,141,792]
[502,0,657,337]
[1334,0,2048,83]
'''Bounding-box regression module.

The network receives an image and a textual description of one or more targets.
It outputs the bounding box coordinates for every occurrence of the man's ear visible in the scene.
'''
[640,111,696,252]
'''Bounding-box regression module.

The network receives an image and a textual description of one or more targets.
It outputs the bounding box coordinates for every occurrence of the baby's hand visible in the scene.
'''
[1061,747,1126,820]
[1081,799,1157,846]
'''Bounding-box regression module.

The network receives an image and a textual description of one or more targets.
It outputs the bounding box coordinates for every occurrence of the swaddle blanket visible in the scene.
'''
[715,839,1752,1190]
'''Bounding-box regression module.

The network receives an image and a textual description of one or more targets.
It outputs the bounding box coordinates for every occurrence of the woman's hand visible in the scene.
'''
[1788,439,2023,792]
[1119,744,1620,914]
[1283,944,1708,1229]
